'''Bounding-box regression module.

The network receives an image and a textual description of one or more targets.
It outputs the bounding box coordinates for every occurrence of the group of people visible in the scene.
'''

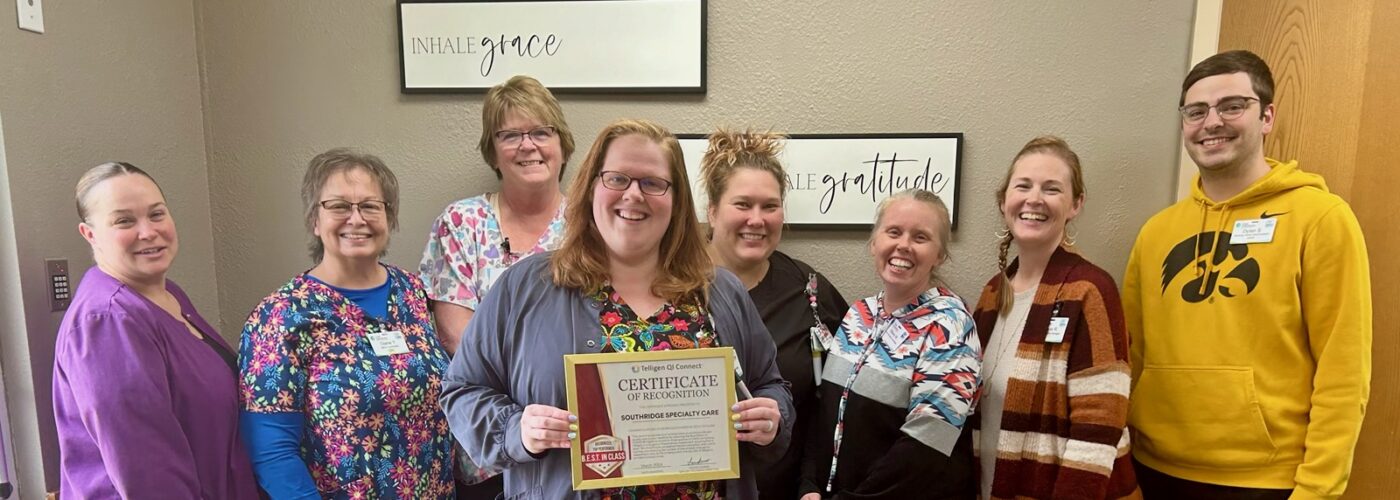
[49,48,1370,500]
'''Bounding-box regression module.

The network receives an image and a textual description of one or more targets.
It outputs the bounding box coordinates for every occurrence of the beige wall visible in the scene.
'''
[0,0,218,494]
[199,1,1195,336]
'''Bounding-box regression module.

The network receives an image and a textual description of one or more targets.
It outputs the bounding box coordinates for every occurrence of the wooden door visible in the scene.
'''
[1219,1,1398,497]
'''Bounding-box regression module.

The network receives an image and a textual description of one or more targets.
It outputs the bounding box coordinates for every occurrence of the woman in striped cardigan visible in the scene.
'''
[971,136,1138,499]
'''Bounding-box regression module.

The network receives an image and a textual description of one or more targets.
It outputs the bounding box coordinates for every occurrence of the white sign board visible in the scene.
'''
[680,134,963,228]
[398,0,705,93]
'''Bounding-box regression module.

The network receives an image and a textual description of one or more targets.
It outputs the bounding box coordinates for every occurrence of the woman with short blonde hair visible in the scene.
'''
[801,189,980,499]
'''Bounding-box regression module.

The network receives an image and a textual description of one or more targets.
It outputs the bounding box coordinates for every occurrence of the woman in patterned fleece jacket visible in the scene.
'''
[800,190,981,499]
[971,136,1137,499]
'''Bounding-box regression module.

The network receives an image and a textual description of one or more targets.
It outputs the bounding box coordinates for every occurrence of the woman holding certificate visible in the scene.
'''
[800,189,981,499]
[441,118,793,499]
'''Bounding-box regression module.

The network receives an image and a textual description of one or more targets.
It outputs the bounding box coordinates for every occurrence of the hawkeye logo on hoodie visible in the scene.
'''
[1156,159,1321,304]
[1160,229,1263,303]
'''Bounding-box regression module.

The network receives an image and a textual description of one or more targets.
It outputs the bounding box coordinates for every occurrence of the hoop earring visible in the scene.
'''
[995,227,1010,239]
[1063,222,1078,247]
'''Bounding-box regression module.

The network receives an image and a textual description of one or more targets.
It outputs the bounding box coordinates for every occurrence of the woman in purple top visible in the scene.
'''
[52,162,259,499]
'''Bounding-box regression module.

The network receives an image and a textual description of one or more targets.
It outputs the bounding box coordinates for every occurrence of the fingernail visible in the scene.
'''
[568,432,577,439]
[569,424,579,432]
[733,423,743,430]
[731,404,741,411]
[568,414,578,422]
[730,413,741,421]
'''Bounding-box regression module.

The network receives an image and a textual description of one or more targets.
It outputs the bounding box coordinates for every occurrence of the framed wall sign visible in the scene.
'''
[679,133,964,229]
[398,0,706,93]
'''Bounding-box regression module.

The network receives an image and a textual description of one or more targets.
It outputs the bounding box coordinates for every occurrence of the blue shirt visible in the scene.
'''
[307,271,391,319]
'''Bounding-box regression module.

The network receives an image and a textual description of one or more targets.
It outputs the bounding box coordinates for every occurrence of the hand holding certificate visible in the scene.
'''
[731,398,780,445]
[564,348,746,489]
[519,404,578,454]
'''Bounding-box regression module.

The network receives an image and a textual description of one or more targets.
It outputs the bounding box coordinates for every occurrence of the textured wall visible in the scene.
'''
[0,0,218,492]
[199,1,1195,334]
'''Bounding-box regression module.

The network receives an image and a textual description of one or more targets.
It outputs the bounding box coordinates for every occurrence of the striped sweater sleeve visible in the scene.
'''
[1053,272,1133,498]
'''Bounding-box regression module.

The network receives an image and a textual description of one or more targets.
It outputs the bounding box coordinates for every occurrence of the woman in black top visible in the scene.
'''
[699,128,848,499]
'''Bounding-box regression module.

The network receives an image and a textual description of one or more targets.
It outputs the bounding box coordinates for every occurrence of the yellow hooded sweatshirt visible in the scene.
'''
[1123,159,1371,499]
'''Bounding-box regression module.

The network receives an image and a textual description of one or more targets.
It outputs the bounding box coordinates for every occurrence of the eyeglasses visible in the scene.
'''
[319,199,389,220]
[1180,96,1259,124]
[598,170,672,196]
[494,126,558,148]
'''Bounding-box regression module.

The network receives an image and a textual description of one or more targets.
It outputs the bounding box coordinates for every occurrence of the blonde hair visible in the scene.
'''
[75,162,163,221]
[994,135,1087,313]
[550,119,714,305]
[478,75,576,180]
[871,189,952,285]
[699,128,788,209]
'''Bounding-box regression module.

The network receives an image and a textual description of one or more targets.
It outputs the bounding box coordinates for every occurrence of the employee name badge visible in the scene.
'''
[1046,317,1070,343]
[880,321,909,349]
[367,330,411,356]
[1231,218,1277,244]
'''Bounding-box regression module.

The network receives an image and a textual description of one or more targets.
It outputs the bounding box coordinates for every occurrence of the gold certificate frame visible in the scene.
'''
[564,348,741,490]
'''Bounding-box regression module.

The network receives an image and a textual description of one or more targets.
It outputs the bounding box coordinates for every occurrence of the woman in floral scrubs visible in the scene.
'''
[239,149,455,499]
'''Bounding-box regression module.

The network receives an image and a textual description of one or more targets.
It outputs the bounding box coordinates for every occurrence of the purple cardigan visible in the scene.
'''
[52,267,258,499]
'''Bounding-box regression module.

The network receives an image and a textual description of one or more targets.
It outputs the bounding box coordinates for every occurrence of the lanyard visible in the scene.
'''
[707,313,754,400]
[824,313,897,493]
[806,273,829,387]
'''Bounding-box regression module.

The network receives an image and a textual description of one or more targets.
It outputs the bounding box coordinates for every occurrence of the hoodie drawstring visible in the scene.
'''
[1195,199,1208,280]
[1195,200,1234,297]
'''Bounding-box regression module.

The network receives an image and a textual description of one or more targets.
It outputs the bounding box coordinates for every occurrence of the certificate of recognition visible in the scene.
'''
[564,348,741,490]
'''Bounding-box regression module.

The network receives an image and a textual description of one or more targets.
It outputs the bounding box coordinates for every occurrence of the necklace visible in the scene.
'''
[983,287,1036,384]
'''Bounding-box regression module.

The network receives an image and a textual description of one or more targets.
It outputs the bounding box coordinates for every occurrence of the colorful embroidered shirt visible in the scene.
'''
[238,265,455,499]
[419,194,566,310]
[591,284,723,500]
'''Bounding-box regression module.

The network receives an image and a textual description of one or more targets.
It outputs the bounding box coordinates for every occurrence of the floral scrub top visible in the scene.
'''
[238,265,455,499]
[419,194,566,310]
[591,284,723,500]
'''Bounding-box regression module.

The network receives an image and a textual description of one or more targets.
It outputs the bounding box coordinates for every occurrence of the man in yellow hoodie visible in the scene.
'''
[1123,50,1372,500]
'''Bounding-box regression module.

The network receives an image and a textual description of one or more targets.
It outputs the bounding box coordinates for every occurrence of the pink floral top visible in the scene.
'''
[418,194,566,310]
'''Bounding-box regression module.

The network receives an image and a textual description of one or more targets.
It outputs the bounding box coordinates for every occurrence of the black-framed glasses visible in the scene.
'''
[598,170,672,196]
[493,126,557,148]
[319,199,389,220]
[1180,96,1259,124]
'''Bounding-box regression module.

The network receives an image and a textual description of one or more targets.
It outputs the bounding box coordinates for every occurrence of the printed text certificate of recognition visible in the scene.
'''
[564,348,741,489]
